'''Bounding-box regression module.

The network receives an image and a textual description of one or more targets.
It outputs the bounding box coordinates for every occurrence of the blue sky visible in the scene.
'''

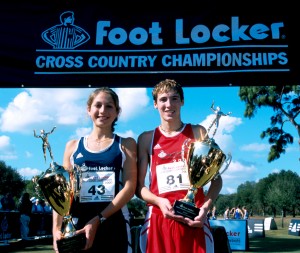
[0,86,298,194]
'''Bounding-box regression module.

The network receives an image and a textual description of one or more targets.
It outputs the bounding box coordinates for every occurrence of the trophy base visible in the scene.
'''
[57,233,86,253]
[173,200,200,220]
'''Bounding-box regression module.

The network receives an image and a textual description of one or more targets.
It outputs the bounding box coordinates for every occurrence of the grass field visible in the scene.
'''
[235,216,300,253]
[3,216,300,253]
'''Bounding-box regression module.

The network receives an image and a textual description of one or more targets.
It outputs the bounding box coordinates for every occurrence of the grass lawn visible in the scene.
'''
[3,216,300,253]
[234,216,300,253]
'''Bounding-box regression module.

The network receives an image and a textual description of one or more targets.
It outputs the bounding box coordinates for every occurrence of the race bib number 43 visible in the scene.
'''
[80,171,115,202]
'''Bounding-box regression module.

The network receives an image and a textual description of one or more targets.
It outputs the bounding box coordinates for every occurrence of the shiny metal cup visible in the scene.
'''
[184,138,231,201]
[37,162,85,253]
[173,102,232,219]
[37,162,72,217]
[33,126,85,253]
[174,138,231,219]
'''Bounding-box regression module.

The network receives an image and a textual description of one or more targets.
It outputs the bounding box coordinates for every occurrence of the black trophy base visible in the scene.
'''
[57,233,86,253]
[173,200,200,220]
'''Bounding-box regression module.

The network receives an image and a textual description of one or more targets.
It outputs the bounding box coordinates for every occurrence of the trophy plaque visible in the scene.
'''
[173,102,232,220]
[33,127,85,253]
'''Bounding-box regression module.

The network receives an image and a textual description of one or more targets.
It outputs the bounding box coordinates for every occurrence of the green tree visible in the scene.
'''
[127,197,148,218]
[0,160,26,199]
[254,177,271,216]
[239,85,300,162]
[213,169,300,217]
[24,178,40,199]
[265,170,300,217]
[236,181,256,211]
[215,193,234,217]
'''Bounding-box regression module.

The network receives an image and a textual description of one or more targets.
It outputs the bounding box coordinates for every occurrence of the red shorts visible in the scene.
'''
[139,206,214,253]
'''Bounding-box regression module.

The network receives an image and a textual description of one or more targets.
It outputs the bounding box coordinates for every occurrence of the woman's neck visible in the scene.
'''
[87,131,114,148]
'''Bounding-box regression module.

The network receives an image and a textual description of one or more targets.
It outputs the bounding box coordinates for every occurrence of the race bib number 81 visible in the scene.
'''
[156,161,189,194]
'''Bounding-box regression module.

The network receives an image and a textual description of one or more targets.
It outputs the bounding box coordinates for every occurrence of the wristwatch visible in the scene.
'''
[98,213,106,224]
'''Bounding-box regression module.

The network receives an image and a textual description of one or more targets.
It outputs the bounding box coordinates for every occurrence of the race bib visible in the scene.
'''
[79,171,115,202]
[156,161,189,194]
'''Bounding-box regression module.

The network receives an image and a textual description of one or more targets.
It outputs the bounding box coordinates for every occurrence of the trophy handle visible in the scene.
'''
[73,165,82,199]
[216,152,232,177]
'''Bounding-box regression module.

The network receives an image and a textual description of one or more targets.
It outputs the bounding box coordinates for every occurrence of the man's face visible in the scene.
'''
[154,90,183,121]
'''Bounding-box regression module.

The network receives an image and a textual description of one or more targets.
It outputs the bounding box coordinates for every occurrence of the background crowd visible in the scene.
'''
[206,205,249,220]
[1,192,52,240]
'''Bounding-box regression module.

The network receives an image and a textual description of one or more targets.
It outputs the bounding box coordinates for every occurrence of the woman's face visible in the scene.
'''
[88,91,118,128]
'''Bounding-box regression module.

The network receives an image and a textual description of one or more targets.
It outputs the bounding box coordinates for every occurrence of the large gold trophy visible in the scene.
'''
[173,102,232,219]
[33,127,85,253]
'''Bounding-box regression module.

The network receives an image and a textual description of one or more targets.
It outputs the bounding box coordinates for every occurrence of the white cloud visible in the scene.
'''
[224,187,237,194]
[201,114,242,136]
[71,127,92,140]
[0,89,92,133]
[0,135,16,160]
[116,130,136,139]
[271,168,280,174]
[0,135,10,148]
[0,91,43,132]
[240,143,269,152]
[116,88,149,121]
[0,153,17,160]
[0,88,149,134]
[198,157,259,194]
[18,167,43,180]
[25,151,33,158]
[220,160,258,194]
[200,114,242,155]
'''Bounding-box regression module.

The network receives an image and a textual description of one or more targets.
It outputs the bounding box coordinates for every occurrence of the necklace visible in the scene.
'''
[160,122,184,134]
[88,136,112,147]
[94,138,111,146]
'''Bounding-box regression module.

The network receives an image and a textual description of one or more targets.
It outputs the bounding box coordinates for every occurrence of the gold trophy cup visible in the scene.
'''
[33,127,85,253]
[173,102,232,219]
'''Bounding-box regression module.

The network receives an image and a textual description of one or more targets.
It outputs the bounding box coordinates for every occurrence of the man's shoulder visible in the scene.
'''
[139,129,154,137]
[190,123,205,129]
[137,129,154,143]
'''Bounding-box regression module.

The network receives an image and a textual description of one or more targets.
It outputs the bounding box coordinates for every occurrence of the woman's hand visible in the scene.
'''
[52,229,63,252]
[75,216,99,250]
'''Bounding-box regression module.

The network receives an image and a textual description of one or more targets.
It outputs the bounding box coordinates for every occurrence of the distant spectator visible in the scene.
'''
[17,193,32,239]
[0,193,16,211]
[44,201,53,214]
[207,209,212,220]
[242,206,249,220]
[232,206,243,219]
[230,207,235,218]
[224,207,230,219]
[31,198,45,213]
[211,206,217,220]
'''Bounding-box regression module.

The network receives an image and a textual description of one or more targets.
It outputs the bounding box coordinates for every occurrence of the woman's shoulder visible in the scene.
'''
[65,139,80,149]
